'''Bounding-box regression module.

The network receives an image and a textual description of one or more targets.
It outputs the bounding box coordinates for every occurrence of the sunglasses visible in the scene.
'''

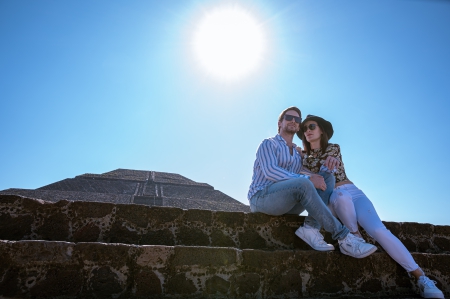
[283,114,302,123]
[303,124,318,132]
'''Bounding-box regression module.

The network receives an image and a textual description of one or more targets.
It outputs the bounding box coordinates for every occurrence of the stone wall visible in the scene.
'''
[2,240,449,299]
[0,194,449,298]
[1,195,448,253]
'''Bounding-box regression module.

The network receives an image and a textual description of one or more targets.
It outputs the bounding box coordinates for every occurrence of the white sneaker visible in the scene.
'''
[417,276,444,298]
[338,233,377,258]
[295,226,334,251]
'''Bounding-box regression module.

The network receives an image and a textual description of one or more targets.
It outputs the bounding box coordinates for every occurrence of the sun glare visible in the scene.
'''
[193,6,266,82]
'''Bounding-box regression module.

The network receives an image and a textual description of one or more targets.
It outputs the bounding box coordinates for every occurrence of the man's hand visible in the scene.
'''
[295,146,304,157]
[323,156,340,171]
[309,174,326,191]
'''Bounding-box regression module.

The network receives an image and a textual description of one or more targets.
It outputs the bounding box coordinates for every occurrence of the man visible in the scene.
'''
[248,106,377,258]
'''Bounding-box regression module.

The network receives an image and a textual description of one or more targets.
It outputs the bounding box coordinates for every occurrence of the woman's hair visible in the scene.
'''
[303,121,330,155]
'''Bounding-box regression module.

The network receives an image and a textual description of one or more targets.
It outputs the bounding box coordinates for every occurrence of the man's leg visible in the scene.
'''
[250,176,347,240]
[303,171,335,230]
[316,171,336,206]
[250,177,377,257]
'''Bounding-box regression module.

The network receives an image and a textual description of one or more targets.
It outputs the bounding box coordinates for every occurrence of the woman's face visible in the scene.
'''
[303,120,323,144]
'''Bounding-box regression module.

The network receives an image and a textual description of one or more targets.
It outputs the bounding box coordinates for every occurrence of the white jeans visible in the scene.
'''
[329,183,419,272]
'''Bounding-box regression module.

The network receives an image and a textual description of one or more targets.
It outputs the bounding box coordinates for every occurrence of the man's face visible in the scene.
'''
[278,110,301,134]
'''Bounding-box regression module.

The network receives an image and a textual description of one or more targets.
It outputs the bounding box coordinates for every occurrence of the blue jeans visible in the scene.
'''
[249,173,349,240]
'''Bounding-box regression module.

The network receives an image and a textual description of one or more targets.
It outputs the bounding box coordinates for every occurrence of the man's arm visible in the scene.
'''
[256,139,309,182]
[299,167,314,175]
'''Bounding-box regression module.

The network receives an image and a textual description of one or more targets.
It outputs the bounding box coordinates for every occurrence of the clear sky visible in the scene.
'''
[1,0,450,225]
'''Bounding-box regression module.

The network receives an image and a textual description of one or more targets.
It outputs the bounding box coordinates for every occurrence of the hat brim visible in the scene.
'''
[297,115,334,141]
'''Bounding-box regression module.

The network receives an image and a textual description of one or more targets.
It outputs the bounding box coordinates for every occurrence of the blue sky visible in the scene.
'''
[1,0,450,225]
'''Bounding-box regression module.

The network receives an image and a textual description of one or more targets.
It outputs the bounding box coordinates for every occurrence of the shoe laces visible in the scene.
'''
[342,233,365,249]
[311,229,328,244]
[420,276,437,288]
[344,233,357,244]
[355,235,366,243]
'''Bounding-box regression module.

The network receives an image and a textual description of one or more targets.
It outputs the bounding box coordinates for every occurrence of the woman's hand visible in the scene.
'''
[324,156,340,171]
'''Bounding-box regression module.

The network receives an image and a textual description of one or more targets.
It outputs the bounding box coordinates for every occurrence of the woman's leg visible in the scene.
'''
[332,185,443,298]
[347,184,419,272]
[329,187,360,235]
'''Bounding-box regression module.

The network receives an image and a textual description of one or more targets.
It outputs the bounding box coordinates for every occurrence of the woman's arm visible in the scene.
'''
[321,144,343,172]
[323,156,340,171]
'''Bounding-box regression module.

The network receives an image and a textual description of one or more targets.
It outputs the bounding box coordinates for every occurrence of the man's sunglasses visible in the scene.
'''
[303,124,318,132]
[283,115,302,123]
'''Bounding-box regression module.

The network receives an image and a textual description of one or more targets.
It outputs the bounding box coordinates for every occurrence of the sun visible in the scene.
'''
[192,6,266,82]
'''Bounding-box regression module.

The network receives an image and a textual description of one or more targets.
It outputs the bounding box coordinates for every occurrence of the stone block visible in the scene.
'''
[72,222,101,242]
[36,212,70,241]
[435,237,450,252]
[230,273,260,297]
[133,268,163,296]
[87,266,127,298]
[184,209,213,226]
[140,229,175,246]
[165,273,197,295]
[205,275,230,295]
[215,210,245,227]
[177,226,210,246]
[29,267,83,298]
[8,240,75,264]
[238,229,268,249]
[136,245,174,268]
[171,246,238,267]
[210,229,236,247]
[147,206,184,225]
[71,200,115,218]
[20,196,49,210]
[108,221,142,244]
[0,194,23,204]
[0,213,34,240]
[115,204,151,228]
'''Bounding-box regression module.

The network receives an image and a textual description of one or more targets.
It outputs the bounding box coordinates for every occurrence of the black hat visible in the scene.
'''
[296,115,334,141]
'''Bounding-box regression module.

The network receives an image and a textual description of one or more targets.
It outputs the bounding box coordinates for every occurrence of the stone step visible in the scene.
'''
[1,240,449,298]
[1,195,449,254]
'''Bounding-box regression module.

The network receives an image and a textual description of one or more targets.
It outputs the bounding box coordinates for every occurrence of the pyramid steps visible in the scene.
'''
[0,194,449,298]
[2,240,449,298]
[1,195,449,253]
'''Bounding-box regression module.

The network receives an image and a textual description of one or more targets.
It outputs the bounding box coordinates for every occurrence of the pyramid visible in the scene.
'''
[0,168,250,212]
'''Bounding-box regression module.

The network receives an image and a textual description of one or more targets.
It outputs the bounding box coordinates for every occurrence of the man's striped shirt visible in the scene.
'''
[248,134,309,199]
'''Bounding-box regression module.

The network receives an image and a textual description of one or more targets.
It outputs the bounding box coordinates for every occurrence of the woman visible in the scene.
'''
[297,114,444,299]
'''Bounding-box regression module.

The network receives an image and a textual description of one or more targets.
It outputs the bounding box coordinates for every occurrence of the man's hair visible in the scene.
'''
[302,122,330,155]
[278,106,301,132]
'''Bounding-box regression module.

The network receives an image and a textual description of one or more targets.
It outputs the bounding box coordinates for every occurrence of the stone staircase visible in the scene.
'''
[0,194,449,298]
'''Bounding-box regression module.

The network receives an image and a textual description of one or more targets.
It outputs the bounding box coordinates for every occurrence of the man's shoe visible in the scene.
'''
[417,276,444,298]
[295,226,334,251]
[338,233,377,258]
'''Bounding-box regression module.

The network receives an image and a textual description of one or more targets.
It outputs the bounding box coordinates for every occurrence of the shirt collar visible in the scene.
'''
[276,134,297,148]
